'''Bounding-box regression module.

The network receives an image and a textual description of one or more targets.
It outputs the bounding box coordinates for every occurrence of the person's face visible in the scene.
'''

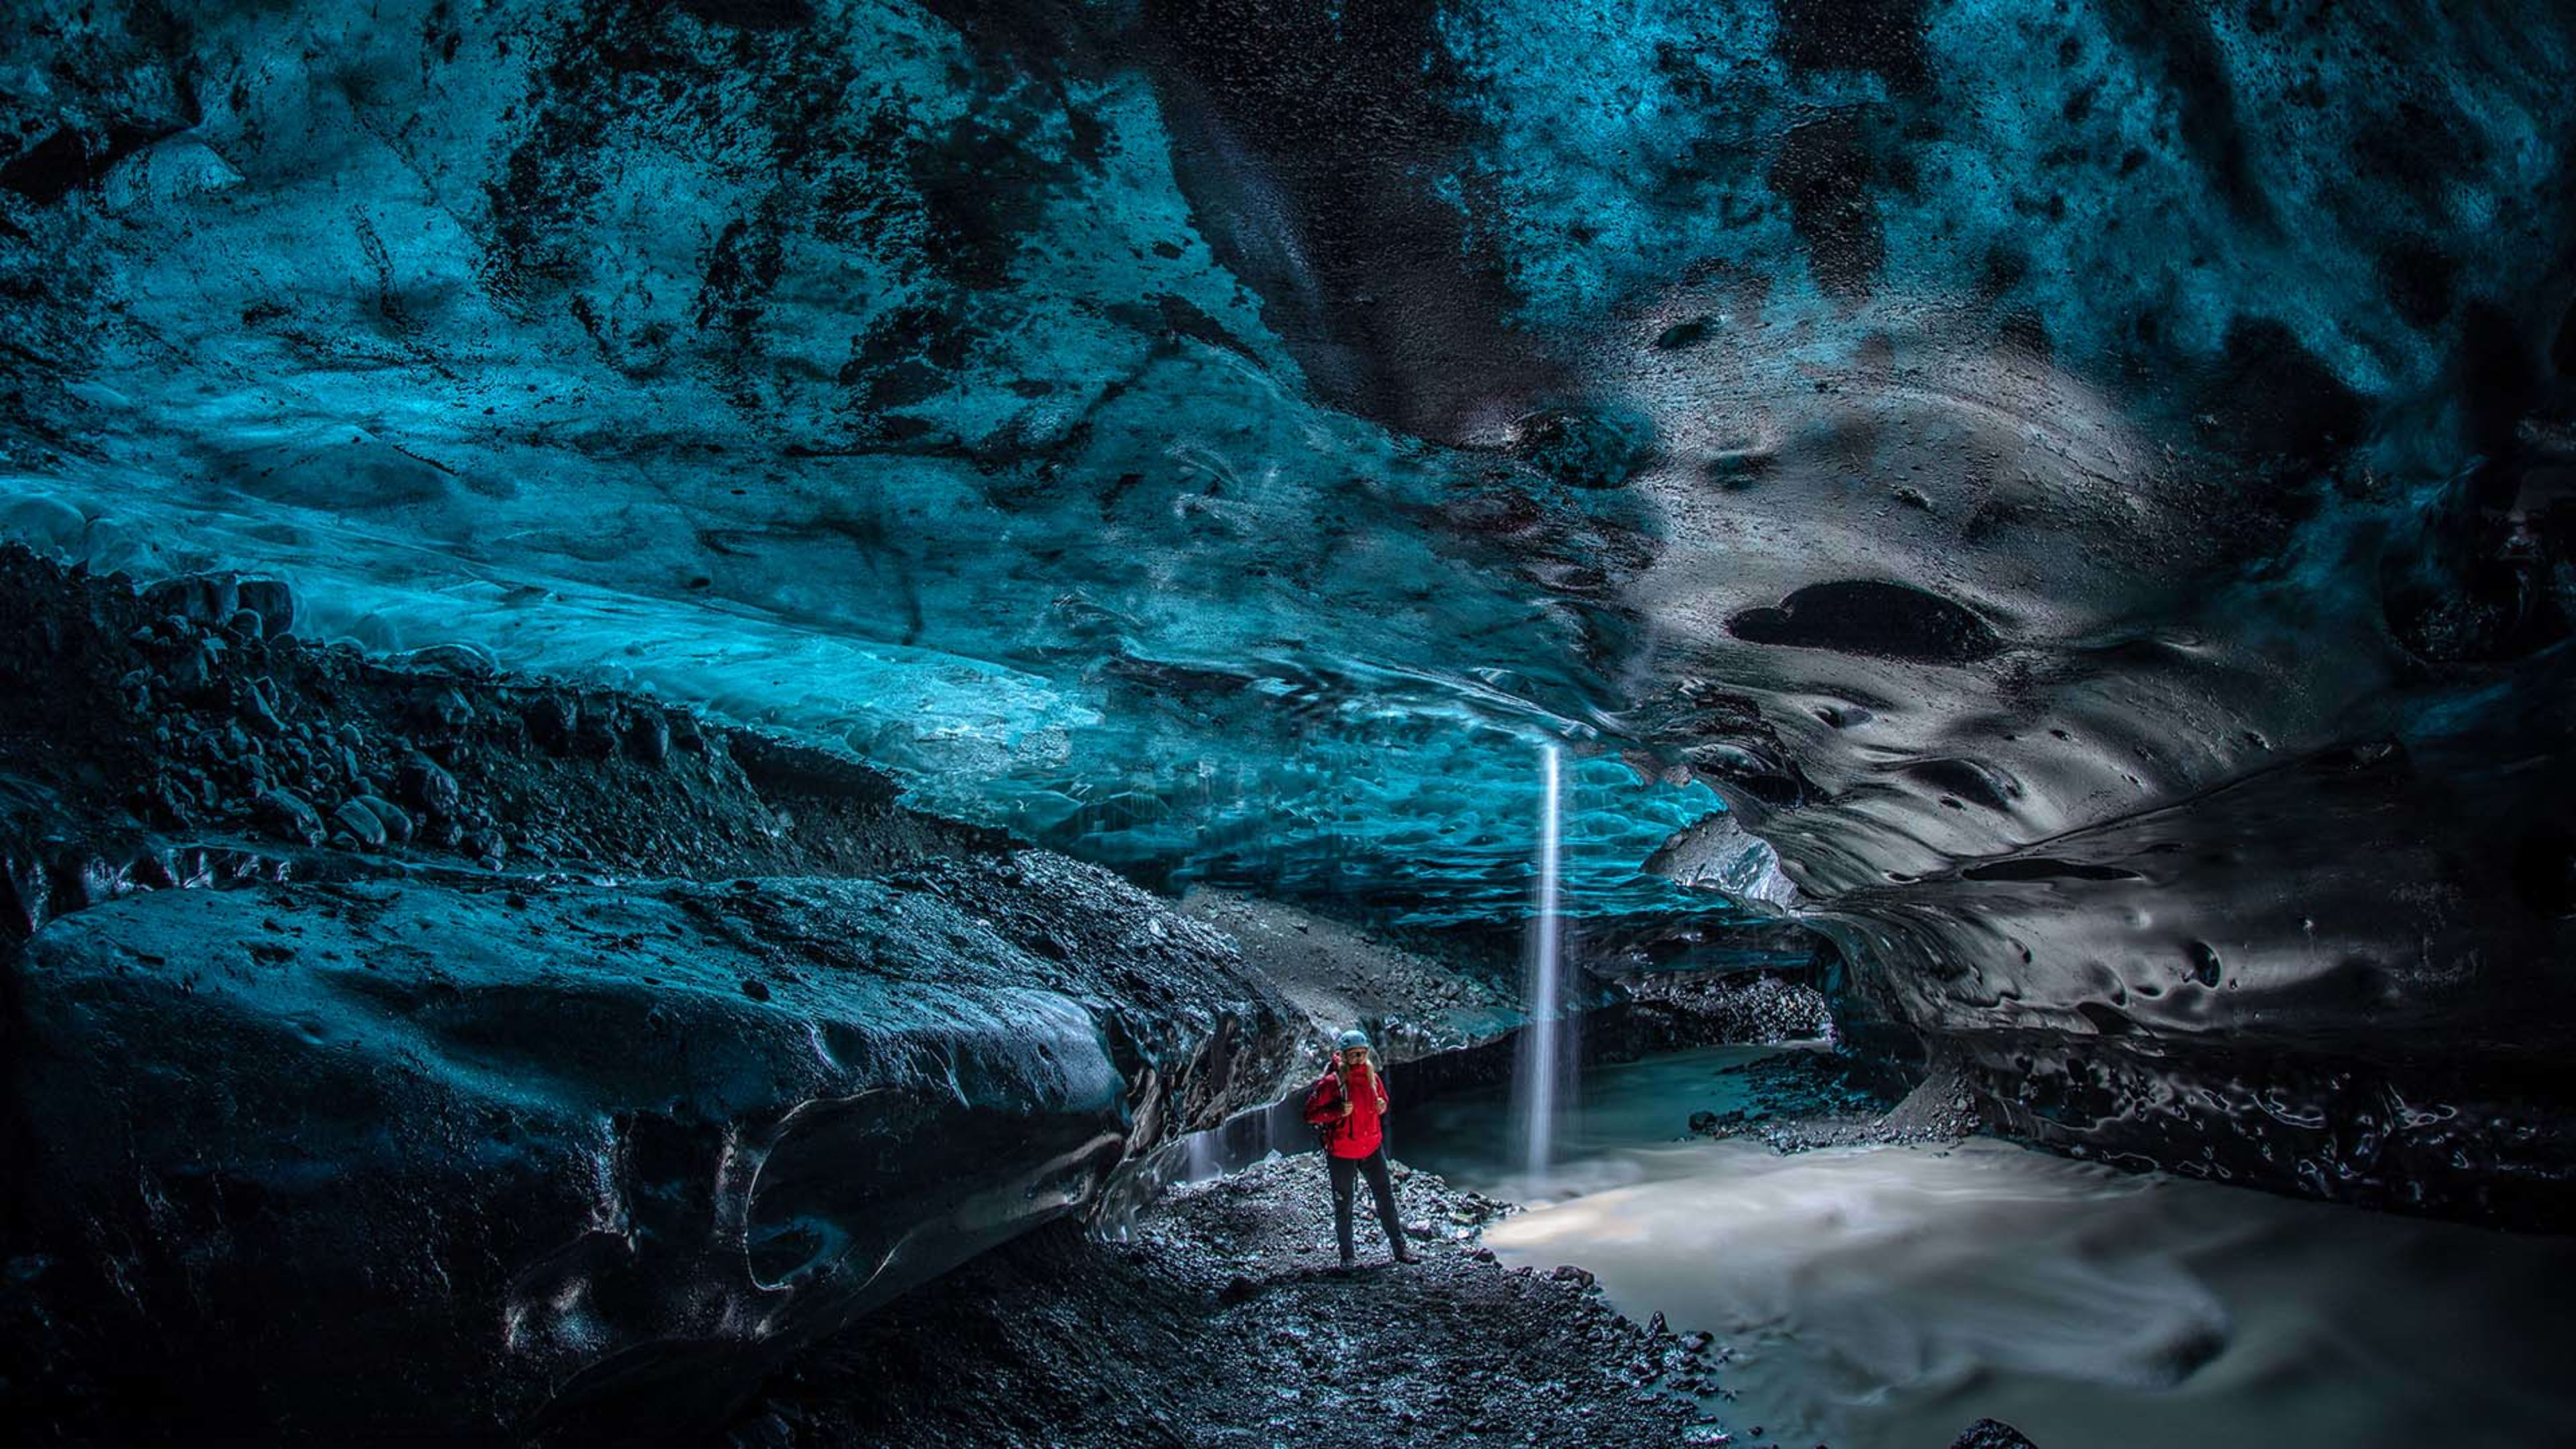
[1340,1046,1369,1070]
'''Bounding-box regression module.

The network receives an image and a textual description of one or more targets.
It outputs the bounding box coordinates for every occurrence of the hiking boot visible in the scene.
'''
[1391,1247,1421,1265]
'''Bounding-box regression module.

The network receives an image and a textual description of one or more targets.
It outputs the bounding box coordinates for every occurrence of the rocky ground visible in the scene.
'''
[1390,969,1849,1110]
[1621,969,1839,1044]
[737,1155,1719,1449]
[1176,888,1523,1064]
[739,1144,2037,1449]
[727,1027,2015,1449]
[1679,1045,1978,1152]
[0,545,1000,943]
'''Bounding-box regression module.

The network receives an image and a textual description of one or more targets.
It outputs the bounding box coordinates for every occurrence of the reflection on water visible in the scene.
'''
[1401,1043,1818,1201]
[1405,1050,2576,1449]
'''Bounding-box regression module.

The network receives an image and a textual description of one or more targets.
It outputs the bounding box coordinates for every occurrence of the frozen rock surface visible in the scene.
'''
[0,552,1309,1440]
[1951,1418,2044,1449]
[9,867,1287,1440]
[0,546,1002,924]
[1648,810,1801,913]
[1176,888,1523,1061]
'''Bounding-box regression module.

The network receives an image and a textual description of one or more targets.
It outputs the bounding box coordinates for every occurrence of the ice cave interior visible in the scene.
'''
[1,2,2572,1446]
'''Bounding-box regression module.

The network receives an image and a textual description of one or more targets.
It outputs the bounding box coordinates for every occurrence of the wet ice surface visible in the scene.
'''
[1407,1052,2576,1449]
[1403,1043,1823,1201]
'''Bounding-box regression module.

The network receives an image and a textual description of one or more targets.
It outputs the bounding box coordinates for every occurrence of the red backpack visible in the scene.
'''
[1302,1071,1344,1152]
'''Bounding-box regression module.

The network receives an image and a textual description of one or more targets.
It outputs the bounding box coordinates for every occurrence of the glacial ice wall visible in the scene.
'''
[0,0,1733,926]
[2,1,2573,1216]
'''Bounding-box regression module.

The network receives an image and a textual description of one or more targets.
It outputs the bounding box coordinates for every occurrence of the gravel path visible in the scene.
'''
[740,1155,1731,1448]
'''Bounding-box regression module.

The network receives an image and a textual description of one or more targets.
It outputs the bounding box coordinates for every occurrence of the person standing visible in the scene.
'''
[1303,1028,1418,1269]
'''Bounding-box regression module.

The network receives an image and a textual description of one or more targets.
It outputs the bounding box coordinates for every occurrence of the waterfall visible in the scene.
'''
[1516,743,1566,1181]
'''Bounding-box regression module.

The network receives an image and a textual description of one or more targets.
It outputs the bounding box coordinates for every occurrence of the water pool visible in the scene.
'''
[1396,1049,2576,1449]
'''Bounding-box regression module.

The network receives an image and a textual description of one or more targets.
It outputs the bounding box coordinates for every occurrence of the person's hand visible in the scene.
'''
[1341,1102,1354,1118]
[1376,1094,1389,1115]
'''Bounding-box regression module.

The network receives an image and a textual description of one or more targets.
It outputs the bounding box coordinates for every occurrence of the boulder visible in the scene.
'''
[1646,810,1799,913]
[626,708,672,765]
[141,574,238,627]
[233,578,297,637]
[523,692,578,752]
[249,788,324,847]
[351,794,413,844]
[393,755,460,820]
[327,797,386,848]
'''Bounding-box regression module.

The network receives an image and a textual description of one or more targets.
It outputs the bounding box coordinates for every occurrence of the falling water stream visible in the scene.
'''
[1512,743,1567,1182]
[1110,741,2576,1443]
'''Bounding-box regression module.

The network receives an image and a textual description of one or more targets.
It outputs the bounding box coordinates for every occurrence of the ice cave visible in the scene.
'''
[3,1,2573,1445]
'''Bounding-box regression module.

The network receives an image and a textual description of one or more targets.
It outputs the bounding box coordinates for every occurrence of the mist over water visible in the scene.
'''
[1409,1052,2576,1449]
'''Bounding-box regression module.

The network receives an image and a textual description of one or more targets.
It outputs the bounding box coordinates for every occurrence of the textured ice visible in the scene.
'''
[10,862,1292,1436]
[3,0,2573,1212]
[0,0,1731,924]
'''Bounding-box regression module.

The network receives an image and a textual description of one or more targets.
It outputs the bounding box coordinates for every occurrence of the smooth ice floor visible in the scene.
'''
[1396,1049,2576,1449]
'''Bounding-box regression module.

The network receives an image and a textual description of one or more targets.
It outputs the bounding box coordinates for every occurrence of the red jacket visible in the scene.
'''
[1305,1062,1389,1160]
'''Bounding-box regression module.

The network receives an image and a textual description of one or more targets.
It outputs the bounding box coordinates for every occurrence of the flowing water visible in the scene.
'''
[1402,1047,2576,1449]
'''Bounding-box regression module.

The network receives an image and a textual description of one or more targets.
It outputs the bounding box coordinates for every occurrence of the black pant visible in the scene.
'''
[1327,1146,1405,1261]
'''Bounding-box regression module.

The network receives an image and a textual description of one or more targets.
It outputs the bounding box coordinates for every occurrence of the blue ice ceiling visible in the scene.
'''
[1,0,2569,925]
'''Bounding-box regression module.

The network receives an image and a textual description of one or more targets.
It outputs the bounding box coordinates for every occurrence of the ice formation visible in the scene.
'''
[2,0,2573,1436]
